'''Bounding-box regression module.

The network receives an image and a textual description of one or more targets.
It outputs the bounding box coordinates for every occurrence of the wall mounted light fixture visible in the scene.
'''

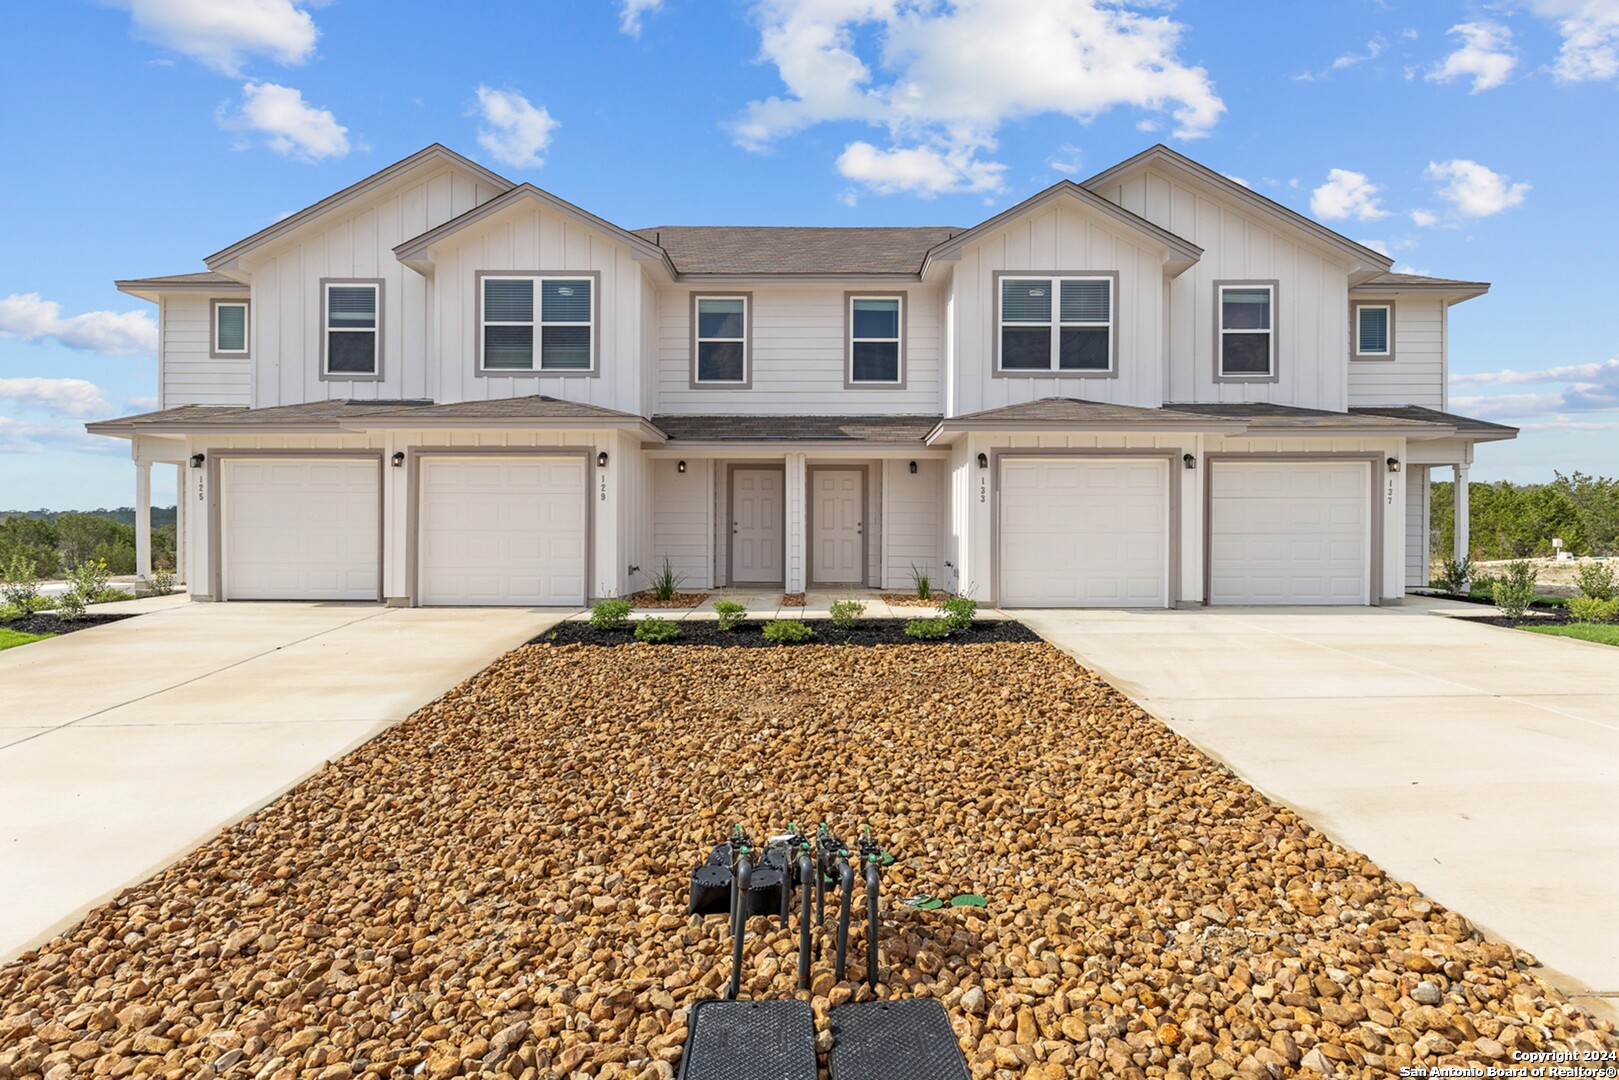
[189,453,205,468]
[1386,456,1401,473]
[1183,453,1197,470]
[597,451,609,467]
[977,453,988,470]
[909,460,918,474]
[391,451,405,467]
[677,460,687,473]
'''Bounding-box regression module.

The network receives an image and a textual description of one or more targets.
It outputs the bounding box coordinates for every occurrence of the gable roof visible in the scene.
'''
[115,271,248,300]
[205,145,513,271]
[1084,145,1393,274]
[635,226,958,276]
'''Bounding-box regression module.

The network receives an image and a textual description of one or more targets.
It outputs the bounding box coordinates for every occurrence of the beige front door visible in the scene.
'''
[731,468,784,584]
[811,468,864,585]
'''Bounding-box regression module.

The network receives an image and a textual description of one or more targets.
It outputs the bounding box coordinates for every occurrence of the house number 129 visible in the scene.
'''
[600,476,608,502]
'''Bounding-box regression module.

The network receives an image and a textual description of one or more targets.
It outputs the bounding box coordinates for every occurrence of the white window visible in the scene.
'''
[998,275,1113,373]
[479,275,594,372]
[694,295,748,384]
[1356,303,1391,358]
[211,300,248,357]
[848,295,903,384]
[324,281,380,376]
[1217,283,1274,378]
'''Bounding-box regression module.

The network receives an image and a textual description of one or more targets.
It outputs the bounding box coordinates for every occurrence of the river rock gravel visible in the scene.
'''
[0,641,1610,1080]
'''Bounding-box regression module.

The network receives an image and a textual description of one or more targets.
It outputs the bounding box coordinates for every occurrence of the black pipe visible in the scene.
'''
[814,848,826,924]
[726,853,752,1001]
[797,852,813,990]
[865,857,881,990]
[779,848,791,929]
[833,857,854,983]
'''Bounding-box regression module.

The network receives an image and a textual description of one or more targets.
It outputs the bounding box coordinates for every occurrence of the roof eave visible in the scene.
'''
[643,439,935,453]
[338,416,667,441]
[1239,423,1457,439]
[1351,282,1491,304]
[114,279,250,302]
[925,417,1248,445]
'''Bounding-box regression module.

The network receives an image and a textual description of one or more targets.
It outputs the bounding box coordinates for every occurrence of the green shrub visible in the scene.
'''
[903,617,952,640]
[1573,560,1617,602]
[589,599,633,630]
[93,588,136,604]
[1,555,48,615]
[1568,596,1619,624]
[762,619,815,645]
[713,599,746,631]
[1432,557,1473,594]
[634,617,681,643]
[67,558,112,600]
[939,595,977,630]
[1491,560,1539,620]
[55,586,87,620]
[142,565,177,597]
[829,599,865,629]
[649,556,687,602]
[909,563,933,601]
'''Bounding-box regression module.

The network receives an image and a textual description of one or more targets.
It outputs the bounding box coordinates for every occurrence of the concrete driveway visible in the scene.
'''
[1015,599,1619,1023]
[0,600,569,959]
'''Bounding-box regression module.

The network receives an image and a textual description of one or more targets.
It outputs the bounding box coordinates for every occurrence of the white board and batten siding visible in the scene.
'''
[881,459,944,590]
[1348,296,1447,408]
[651,459,714,588]
[160,293,251,407]
[1405,467,1430,587]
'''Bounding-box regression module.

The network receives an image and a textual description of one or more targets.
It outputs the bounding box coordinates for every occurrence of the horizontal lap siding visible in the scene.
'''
[162,294,250,406]
[1349,296,1446,408]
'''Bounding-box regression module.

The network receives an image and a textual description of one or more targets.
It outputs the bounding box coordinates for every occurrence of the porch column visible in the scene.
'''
[175,463,187,584]
[1453,463,1470,566]
[784,452,808,594]
[135,462,152,580]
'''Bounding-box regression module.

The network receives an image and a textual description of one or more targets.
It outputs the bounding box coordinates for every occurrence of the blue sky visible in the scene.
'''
[2,0,1616,509]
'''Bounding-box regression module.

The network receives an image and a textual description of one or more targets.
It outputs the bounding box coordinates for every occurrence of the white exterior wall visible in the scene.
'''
[880,458,945,589]
[1406,466,1431,587]
[160,294,251,406]
[651,459,714,588]
[1349,296,1447,408]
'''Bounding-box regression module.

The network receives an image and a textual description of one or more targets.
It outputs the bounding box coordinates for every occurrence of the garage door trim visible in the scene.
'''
[406,446,594,607]
[1203,452,1384,606]
[990,448,1182,608]
[207,449,386,602]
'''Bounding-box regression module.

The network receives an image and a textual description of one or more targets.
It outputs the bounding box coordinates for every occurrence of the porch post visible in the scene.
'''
[1453,463,1470,566]
[135,462,152,580]
[175,463,187,584]
[784,452,808,594]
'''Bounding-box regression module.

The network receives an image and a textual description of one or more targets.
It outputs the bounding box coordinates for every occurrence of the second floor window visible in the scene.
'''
[1355,303,1391,359]
[212,300,248,358]
[694,295,749,385]
[324,281,380,377]
[481,276,594,372]
[999,276,1113,373]
[848,295,903,384]
[1217,283,1275,378]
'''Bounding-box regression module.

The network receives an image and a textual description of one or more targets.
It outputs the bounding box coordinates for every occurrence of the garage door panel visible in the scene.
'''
[223,458,380,601]
[1210,461,1370,606]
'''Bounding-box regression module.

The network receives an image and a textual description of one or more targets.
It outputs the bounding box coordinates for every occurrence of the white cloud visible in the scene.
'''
[1048,144,1083,175]
[1310,169,1389,221]
[619,0,663,36]
[0,416,120,456]
[1410,208,1438,227]
[0,294,158,355]
[1527,0,1619,82]
[0,378,112,418]
[1359,238,1392,257]
[732,0,1224,196]
[1426,159,1529,217]
[222,81,350,161]
[108,0,319,76]
[1451,355,1619,423]
[1427,21,1517,92]
[474,86,558,170]
[1451,357,1619,386]
[1333,34,1390,71]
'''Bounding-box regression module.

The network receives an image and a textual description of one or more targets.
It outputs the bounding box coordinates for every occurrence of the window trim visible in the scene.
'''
[319,278,384,381]
[991,271,1119,378]
[473,270,601,378]
[1351,300,1396,362]
[209,299,250,359]
[689,292,753,389]
[843,291,908,389]
[1212,279,1279,383]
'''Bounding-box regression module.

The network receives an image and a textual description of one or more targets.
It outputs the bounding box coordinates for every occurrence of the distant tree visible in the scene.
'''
[1431,476,1609,562]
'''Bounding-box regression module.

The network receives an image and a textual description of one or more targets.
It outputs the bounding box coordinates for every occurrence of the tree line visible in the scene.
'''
[0,509,178,578]
[1431,472,1619,560]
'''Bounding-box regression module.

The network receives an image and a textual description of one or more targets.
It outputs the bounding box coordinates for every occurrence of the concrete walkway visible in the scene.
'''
[1014,599,1619,1022]
[0,600,568,960]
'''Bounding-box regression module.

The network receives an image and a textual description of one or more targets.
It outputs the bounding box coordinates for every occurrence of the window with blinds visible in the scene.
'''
[479,276,594,372]
[212,300,248,357]
[324,282,379,376]
[998,275,1113,373]
[1356,303,1391,358]
[694,295,748,384]
[848,296,902,383]
[1217,283,1274,377]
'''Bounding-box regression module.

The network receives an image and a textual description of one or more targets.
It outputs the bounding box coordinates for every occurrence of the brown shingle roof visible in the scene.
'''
[1164,402,1452,431]
[949,398,1232,425]
[86,396,646,434]
[1357,272,1489,288]
[632,226,960,276]
[114,271,247,292]
[651,414,941,442]
[1350,405,1518,438]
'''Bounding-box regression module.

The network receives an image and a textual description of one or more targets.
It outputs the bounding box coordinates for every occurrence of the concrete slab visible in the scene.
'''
[1015,599,1619,1023]
[0,602,564,959]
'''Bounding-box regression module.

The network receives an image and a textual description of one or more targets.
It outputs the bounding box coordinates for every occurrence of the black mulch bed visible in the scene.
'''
[1424,590,1568,613]
[3,612,138,636]
[530,618,1041,648]
[1454,611,1578,629]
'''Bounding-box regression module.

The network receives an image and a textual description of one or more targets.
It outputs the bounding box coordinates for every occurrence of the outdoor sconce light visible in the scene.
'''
[909,460,918,474]
[189,453,205,468]
[1183,453,1196,470]
[677,460,687,473]
[597,451,609,467]
[977,453,988,469]
[1387,456,1401,473]
[391,452,405,468]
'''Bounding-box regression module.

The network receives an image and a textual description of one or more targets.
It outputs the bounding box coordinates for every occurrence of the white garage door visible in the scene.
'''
[1209,460,1371,605]
[418,455,587,606]
[1000,458,1170,608]
[222,458,380,601]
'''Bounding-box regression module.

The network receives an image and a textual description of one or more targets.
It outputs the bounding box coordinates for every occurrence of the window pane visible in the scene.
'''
[1221,332,1272,374]
[697,298,745,339]
[541,279,591,323]
[327,331,376,374]
[1061,279,1109,324]
[328,285,376,329]
[484,279,533,323]
[483,325,534,369]
[851,298,899,339]
[215,305,246,351]
[1221,288,1271,330]
[540,325,592,369]
[851,341,899,382]
[1001,279,1051,323]
[1000,327,1050,369]
[697,340,745,382]
[1358,306,1389,353]
[1059,327,1110,370]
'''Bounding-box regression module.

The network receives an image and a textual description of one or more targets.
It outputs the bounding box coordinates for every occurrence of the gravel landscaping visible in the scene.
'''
[0,640,1611,1080]
[538,619,1041,648]
[623,593,707,609]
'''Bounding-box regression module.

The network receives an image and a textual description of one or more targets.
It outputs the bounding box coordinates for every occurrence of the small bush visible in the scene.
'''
[1432,557,1473,595]
[1573,560,1617,602]
[142,565,177,597]
[713,599,746,631]
[1491,560,1539,620]
[829,599,865,629]
[649,557,687,602]
[55,586,88,620]
[903,617,952,640]
[93,588,137,604]
[939,595,977,630]
[634,617,681,643]
[762,619,815,645]
[1568,596,1619,624]
[67,558,112,600]
[909,563,933,601]
[589,599,633,631]
[1,555,48,615]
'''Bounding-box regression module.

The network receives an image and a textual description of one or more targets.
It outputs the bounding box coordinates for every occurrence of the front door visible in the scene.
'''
[811,469,864,585]
[731,468,784,584]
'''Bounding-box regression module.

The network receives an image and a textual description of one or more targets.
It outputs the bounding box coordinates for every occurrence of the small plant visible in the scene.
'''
[67,557,112,599]
[1,555,48,615]
[909,563,934,601]
[762,619,815,645]
[1574,560,1617,602]
[649,557,687,602]
[1431,557,1473,595]
[903,617,952,640]
[95,588,137,604]
[55,586,88,620]
[714,599,747,631]
[142,565,177,598]
[829,598,865,629]
[1569,596,1619,624]
[634,617,682,643]
[939,595,977,630]
[589,599,633,631]
[1491,560,1539,620]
